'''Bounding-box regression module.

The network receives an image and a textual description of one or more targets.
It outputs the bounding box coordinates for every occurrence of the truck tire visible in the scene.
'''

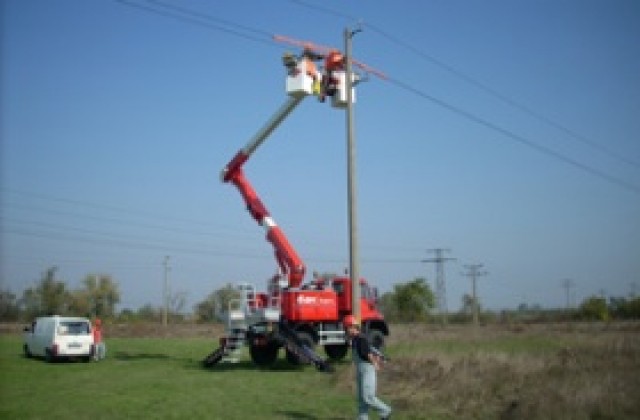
[249,342,278,367]
[367,329,385,350]
[324,343,349,361]
[45,348,55,363]
[285,331,315,365]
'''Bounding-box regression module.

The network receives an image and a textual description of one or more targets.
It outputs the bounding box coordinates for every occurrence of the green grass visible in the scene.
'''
[0,335,354,419]
[2,323,639,419]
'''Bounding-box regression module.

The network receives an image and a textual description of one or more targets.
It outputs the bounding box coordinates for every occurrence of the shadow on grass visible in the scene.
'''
[275,411,347,420]
[197,358,310,372]
[275,410,319,419]
[113,351,172,361]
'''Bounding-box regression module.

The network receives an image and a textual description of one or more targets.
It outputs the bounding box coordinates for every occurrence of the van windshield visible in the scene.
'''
[58,321,91,335]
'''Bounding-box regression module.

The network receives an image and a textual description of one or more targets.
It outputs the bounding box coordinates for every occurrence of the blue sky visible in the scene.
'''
[2,0,639,312]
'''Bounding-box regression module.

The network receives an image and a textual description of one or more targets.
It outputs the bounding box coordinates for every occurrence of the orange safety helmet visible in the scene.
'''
[343,314,359,328]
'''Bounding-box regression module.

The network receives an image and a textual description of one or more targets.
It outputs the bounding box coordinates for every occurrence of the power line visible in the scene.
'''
[288,0,640,170]
[147,0,273,39]
[1,225,264,259]
[3,201,255,240]
[1,222,418,265]
[114,0,277,49]
[2,187,240,230]
[114,1,640,194]
[387,77,640,195]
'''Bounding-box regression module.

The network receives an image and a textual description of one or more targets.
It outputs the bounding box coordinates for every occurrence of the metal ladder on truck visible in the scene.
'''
[202,286,253,367]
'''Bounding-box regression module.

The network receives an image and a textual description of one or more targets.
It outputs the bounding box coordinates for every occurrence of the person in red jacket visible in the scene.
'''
[92,318,106,361]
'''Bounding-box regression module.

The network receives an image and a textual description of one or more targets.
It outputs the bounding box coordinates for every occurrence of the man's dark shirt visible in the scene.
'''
[351,333,372,363]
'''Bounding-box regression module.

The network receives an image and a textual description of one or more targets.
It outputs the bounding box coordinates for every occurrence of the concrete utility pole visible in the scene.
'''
[163,256,171,327]
[422,248,456,325]
[345,26,361,323]
[462,264,488,325]
[562,278,574,310]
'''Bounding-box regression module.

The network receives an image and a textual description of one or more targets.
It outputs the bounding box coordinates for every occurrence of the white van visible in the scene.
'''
[23,316,94,362]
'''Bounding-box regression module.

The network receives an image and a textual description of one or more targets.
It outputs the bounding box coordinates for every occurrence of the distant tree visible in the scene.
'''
[68,290,92,317]
[20,267,69,318]
[627,297,640,319]
[385,278,435,322]
[377,292,398,321]
[20,287,41,320]
[0,289,21,321]
[609,296,640,320]
[608,297,629,319]
[118,308,136,322]
[78,274,121,318]
[137,304,161,322]
[194,283,240,322]
[579,296,609,321]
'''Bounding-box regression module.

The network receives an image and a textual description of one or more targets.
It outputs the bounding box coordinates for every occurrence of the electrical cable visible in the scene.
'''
[114,0,640,194]
[387,77,640,194]
[287,0,640,170]
[115,0,279,49]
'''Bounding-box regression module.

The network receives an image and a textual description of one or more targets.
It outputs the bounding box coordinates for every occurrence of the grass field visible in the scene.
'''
[1,322,639,419]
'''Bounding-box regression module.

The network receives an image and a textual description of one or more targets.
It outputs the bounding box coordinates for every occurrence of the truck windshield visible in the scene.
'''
[58,321,90,335]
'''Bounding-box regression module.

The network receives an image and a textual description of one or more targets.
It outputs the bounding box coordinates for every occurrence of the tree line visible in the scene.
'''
[2,268,639,323]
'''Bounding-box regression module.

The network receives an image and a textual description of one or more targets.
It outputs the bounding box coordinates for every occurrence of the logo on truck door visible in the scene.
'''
[297,295,334,306]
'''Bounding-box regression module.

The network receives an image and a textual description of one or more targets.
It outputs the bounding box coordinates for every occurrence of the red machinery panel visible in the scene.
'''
[282,290,338,321]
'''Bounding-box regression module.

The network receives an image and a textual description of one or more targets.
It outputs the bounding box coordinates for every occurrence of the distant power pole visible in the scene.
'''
[163,256,171,327]
[562,278,574,310]
[422,248,456,325]
[462,264,488,325]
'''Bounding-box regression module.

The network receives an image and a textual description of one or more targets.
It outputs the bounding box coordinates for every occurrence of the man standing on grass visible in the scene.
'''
[344,315,392,420]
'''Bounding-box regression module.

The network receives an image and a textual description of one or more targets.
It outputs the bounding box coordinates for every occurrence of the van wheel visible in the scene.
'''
[23,344,32,358]
[45,349,55,363]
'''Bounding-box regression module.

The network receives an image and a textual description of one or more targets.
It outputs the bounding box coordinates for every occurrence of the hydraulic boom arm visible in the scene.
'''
[221,96,306,288]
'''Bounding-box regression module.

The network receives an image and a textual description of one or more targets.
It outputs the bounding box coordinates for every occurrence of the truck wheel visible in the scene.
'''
[249,342,278,367]
[23,344,32,358]
[45,348,55,363]
[367,329,385,350]
[286,331,315,365]
[324,344,348,361]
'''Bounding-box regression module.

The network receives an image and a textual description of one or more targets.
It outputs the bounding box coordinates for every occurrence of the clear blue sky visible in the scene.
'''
[2,0,639,312]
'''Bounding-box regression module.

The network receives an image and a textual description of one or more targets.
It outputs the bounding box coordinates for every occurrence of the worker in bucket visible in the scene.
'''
[344,315,392,419]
